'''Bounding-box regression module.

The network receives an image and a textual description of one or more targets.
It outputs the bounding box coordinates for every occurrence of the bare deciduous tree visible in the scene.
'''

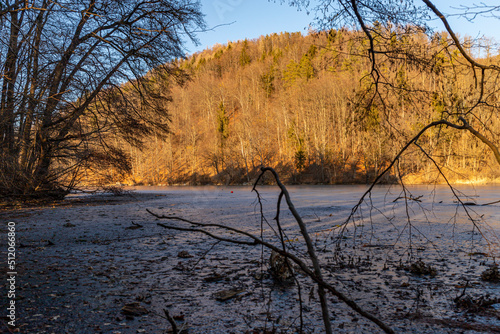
[0,0,204,199]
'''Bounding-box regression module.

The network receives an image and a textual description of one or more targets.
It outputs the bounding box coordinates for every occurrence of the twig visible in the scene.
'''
[392,195,423,203]
[163,309,178,334]
[191,240,221,270]
[482,200,500,206]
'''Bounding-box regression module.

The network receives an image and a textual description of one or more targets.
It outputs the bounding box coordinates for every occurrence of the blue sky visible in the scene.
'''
[186,0,500,54]
[186,0,314,53]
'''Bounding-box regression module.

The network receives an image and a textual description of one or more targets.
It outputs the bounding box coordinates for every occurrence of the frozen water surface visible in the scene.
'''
[1,184,499,333]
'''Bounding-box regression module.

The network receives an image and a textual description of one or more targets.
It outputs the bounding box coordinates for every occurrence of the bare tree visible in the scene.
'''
[0,0,204,199]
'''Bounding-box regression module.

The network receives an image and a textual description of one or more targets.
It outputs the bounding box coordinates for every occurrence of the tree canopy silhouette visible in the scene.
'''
[0,0,204,199]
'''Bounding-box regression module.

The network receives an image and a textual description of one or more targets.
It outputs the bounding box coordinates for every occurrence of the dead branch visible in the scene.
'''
[152,218,257,246]
[253,182,304,332]
[482,200,500,206]
[191,240,221,270]
[336,116,499,243]
[256,167,333,334]
[150,204,395,334]
[392,195,423,203]
[163,309,178,334]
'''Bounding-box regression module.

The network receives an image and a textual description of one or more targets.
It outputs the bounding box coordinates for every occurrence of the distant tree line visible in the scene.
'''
[103,29,500,186]
[3,0,499,195]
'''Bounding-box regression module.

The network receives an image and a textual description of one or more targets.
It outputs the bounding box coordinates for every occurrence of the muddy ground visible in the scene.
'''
[1,185,499,333]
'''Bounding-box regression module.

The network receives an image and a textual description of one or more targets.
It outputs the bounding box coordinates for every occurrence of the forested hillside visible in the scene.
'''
[96,29,500,186]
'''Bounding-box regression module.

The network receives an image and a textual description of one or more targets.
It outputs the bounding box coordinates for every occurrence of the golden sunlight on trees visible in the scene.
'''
[3,0,499,195]
[111,28,500,186]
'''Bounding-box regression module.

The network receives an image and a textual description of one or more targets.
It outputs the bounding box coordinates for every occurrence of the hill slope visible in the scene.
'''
[96,30,500,185]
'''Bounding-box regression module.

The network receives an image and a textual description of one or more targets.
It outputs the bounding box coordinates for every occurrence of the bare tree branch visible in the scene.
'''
[150,167,397,334]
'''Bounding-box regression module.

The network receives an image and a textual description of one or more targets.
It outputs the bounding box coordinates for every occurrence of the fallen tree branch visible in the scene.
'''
[191,240,221,270]
[392,195,423,203]
[163,309,178,334]
[151,217,257,246]
[256,167,333,334]
[254,182,305,332]
[150,197,395,334]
